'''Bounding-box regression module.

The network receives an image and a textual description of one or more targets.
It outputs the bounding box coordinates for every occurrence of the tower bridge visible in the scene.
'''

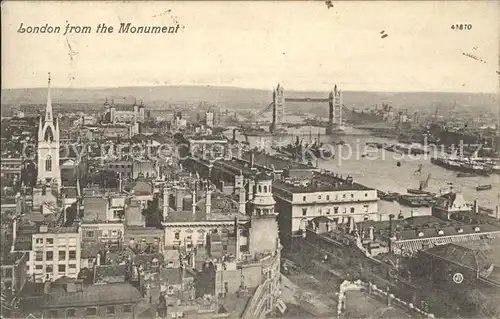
[249,84,349,135]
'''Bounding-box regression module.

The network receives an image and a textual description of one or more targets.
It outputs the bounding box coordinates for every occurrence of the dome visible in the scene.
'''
[255,172,272,182]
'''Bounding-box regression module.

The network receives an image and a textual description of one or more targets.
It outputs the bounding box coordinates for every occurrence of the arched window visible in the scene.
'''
[45,156,52,172]
[263,185,267,193]
[258,185,262,193]
[44,127,54,142]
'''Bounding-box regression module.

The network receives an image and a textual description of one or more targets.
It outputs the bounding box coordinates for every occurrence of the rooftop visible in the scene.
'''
[164,192,248,223]
[423,243,493,271]
[394,223,500,241]
[41,283,142,308]
[273,172,372,193]
[240,151,309,170]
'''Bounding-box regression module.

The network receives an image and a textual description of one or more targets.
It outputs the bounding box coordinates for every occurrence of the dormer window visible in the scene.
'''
[437,230,444,235]
[457,228,463,233]
[474,227,480,232]
[418,232,424,237]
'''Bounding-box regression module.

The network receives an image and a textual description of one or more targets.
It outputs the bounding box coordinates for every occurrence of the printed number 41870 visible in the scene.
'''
[451,24,472,30]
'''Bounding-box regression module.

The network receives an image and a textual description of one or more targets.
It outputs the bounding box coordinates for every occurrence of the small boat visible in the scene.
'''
[457,172,477,178]
[397,162,401,167]
[407,189,430,195]
[476,184,492,191]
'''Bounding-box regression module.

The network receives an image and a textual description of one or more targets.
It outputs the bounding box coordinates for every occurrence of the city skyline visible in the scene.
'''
[2,1,499,93]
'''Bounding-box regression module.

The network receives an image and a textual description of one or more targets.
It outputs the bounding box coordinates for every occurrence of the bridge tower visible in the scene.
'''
[271,84,285,133]
[326,84,342,135]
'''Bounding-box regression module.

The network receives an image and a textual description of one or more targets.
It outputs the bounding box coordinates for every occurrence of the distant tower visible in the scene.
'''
[133,98,139,114]
[110,98,116,124]
[272,84,285,131]
[327,84,342,134]
[37,73,61,186]
[138,99,146,122]
[103,97,110,122]
[248,172,279,256]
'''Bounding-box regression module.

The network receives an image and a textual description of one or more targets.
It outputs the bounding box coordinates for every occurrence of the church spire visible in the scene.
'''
[45,72,53,122]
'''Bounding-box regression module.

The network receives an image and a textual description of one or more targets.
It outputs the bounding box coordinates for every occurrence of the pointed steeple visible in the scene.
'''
[45,73,53,122]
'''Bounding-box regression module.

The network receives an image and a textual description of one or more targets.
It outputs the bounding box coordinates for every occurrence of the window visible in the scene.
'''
[69,264,76,269]
[106,306,115,315]
[302,208,307,216]
[36,238,44,245]
[174,232,180,240]
[49,310,58,318]
[58,265,66,273]
[303,196,306,201]
[35,265,43,270]
[318,208,322,215]
[343,194,346,198]
[123,305,132,313]
[85,231,95,238]
[365,193,368,197]
[46,265,53,273]
[318,195,322,200]
[45,155,52,172]
[36,251,43,261]
[3,268,13,278]
[334,207,339,214]
[363,205,369,213]
[350,207,355,214]
[59,251,66,260]
[46,238,54,245]
[86,307,97,316]
[351,194,354,198]
[326,209,331,215]
[66,309,76,317]
[69,251,76,260]
[46,251,53,261]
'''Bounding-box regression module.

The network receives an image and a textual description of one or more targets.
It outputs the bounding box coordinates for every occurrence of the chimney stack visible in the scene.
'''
[11,218,17,252]
[474,199,479,213]
[239,187,246,214]
[119,173,123,193]
[192,189,196,216]
[163,186,170,221]
[205,186,212,215]
[250,153,255,169]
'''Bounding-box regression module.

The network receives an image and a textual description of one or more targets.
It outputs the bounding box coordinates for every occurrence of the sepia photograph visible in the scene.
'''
[1,1,499,318]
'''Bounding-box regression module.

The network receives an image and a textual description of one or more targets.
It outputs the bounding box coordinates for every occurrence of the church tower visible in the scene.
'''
[37,73,61,187]
[248,172,280,256]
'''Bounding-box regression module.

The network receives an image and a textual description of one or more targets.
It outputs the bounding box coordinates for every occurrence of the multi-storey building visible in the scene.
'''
[273,170,378,248]
[28,224,81,282]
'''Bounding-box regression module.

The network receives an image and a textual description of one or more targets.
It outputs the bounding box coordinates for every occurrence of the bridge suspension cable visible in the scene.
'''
[256,102,274,118]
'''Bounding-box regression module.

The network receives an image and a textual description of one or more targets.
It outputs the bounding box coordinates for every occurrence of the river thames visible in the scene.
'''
[229,126,500,215]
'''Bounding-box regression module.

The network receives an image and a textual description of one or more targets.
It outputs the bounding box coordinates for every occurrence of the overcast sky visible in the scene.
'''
[2,1,499,93]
